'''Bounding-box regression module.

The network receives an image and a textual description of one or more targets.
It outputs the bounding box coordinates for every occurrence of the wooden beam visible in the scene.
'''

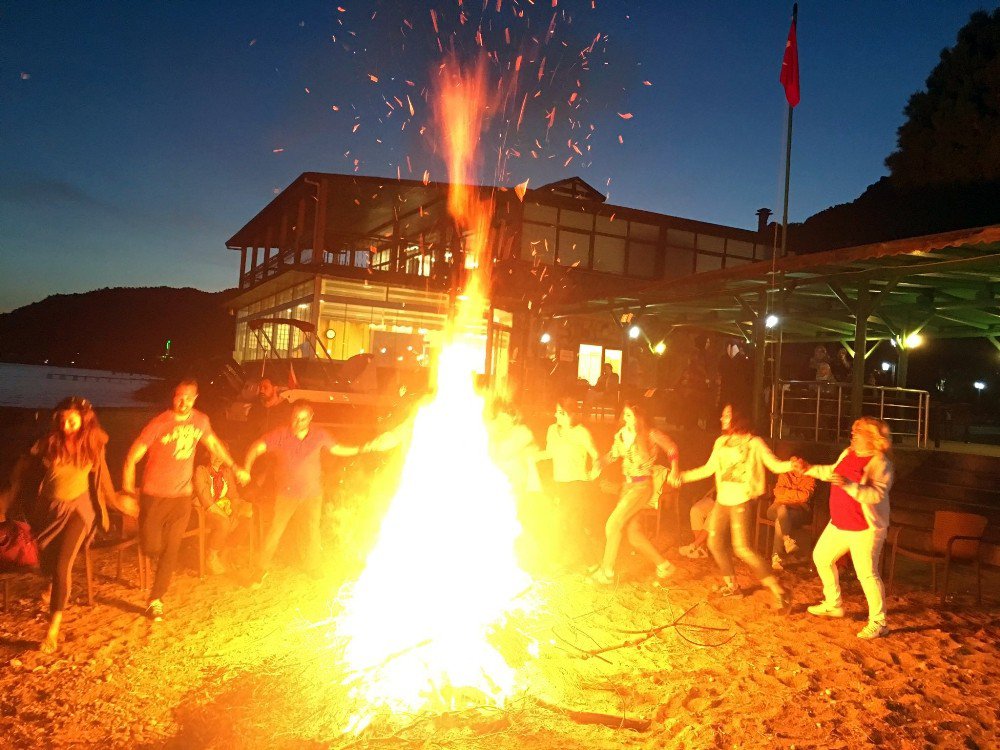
[851,280,869,419]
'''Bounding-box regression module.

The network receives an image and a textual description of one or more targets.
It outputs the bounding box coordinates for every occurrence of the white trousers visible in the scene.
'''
[812,522,887,625]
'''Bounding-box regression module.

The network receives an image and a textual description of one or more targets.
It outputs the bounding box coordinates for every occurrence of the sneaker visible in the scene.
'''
[207,551,227,576]
[690,546,708,559]
[806,602,845,618]
[713,582,743,598]
[678,544,696,559]
[248,569,268,590]
[771,554,784,571]
[145,599,164,621]
[783,536,799,555]
[772,589,793,613]
[655,560,675,580]
[590,568,615,585]
[857,621,888,640]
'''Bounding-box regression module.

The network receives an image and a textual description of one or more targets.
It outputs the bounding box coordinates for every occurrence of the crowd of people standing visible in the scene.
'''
[1,373,896,652]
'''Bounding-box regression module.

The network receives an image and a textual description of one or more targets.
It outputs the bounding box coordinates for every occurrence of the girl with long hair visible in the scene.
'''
[673,404,792,608]
[5,397,119,652]
[795,417,894,639]
[591,402,678,584]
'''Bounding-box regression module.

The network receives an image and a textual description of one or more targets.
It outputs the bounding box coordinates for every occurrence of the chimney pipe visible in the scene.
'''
[755,208,772,235]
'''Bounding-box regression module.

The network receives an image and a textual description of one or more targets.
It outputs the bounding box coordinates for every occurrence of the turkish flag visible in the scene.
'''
[780,16,800,107]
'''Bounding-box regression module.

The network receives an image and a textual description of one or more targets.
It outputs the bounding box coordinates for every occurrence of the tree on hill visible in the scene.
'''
[791,9,1000,253]
[886,9,1000,186]
[0,287,235,373]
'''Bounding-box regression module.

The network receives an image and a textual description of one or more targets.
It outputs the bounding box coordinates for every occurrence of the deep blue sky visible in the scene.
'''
[1,1,993,312]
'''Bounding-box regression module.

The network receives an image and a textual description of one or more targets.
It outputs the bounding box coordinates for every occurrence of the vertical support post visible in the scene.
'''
[896,345,909,388]
[751,292,767,427]
[312,178,328,264]
[851,280,869,420]
[239,248,247,288]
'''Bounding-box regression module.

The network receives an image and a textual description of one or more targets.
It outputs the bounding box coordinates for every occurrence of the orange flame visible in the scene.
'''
[337,54,532,732]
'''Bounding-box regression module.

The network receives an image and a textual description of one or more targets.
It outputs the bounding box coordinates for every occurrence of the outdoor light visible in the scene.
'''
[974,381,986,391]
[628,325,641,340]
[540,332,552,344]
[881,361,892,372]
[904,333,923,348]
[765,314,780,329]
[653,341,666,355]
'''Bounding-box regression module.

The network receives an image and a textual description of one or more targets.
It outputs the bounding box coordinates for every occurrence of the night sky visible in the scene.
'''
[1,0,992,312]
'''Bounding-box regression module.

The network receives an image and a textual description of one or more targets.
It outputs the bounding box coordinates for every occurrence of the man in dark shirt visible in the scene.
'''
[243,400,399,585]
[122,380,248,620]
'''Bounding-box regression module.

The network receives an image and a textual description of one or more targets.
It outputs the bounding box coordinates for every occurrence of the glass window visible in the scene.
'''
[726,238,755,258]
[523,202,558,225]
[492,308,514,327]
[521,224,556,264]
[559,208,594,231]
[578,344,603,385]
[629,222,659,241]
[595,213,627,236]
[697,234,726,253]
[558,230,591,268]
[696,252,724,272]
[664,246,694,278]
[726,257,752,269]
[665,228,695,248]
[593,234,626,274]
[627,241,657,278]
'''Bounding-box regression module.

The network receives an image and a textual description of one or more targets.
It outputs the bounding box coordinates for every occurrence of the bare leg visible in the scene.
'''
[40,611,62,653]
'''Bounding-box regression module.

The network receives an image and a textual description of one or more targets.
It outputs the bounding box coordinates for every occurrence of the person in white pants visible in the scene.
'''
[793,417,894,639]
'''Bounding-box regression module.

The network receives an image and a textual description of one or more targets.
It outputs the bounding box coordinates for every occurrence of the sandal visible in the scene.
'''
[590,568,615,585]
[712,582,743,598]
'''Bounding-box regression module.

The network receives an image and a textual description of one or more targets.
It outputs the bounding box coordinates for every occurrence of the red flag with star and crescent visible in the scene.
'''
[780,13,800,107]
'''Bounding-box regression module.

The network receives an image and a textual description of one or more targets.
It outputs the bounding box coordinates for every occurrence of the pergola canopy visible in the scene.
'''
[552,224,1000,345]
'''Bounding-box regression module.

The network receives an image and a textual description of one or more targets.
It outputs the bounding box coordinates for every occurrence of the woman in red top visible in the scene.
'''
[794,417,894,639]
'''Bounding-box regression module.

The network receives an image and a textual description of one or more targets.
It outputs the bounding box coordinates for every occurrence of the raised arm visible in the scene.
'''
[121,438,149,497]
[841,454,893,506]
[802,449,850,483]
[678,441,718,485]
[243,439,268,474]
[756,436,793,474]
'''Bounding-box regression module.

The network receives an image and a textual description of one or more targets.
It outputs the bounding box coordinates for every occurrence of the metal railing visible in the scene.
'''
[773,381,930,447]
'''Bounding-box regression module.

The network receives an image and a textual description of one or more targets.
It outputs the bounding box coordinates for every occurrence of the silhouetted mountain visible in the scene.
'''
[789,177,1000,253]
[0,287,236,374]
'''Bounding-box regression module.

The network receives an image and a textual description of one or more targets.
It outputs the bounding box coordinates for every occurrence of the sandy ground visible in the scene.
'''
[1,522,997,750]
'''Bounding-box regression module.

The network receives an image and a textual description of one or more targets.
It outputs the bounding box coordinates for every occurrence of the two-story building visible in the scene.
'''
[225,172,772,396]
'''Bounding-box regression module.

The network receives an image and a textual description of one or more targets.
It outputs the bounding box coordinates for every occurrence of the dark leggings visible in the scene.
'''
[707,502,770,581]
[140,495,193,601]
[47,514,91,615]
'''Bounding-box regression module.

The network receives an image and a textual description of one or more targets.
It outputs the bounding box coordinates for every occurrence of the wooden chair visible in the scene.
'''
[1,544,93,612]
[887,511,988,605]
[755,496,823,556]
[113,505,206,589]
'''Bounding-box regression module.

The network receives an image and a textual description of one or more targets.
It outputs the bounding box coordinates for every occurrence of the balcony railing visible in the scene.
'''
[773,380,930,447]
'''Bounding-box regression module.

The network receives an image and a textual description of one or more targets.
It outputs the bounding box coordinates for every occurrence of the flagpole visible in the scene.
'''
[779,2,797,260]
[771,2,797,438]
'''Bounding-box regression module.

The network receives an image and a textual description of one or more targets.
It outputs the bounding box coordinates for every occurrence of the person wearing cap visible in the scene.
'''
[122,380,248,621]
[4,397,130,653]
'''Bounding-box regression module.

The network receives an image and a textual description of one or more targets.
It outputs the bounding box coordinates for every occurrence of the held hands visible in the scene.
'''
[829,473,848,487]
[234,467,251,486]
[667,470,683,488]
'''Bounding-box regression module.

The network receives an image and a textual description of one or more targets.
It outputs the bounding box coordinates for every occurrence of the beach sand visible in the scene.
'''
[0,531,996,749]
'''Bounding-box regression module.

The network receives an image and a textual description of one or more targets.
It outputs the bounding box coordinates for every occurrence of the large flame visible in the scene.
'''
[336,56,532,731]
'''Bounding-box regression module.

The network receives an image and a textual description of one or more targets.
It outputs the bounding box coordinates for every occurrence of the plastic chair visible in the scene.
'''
[114,505,206,589]
[887,511,988,605]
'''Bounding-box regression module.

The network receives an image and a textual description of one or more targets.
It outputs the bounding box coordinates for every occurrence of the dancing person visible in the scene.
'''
[679,488,715,559]
[243,401,400,586]
[536,397,600,560]
[122,380,247,621]
[794,417,894,639]
[766,470,816,571]
[672,404,792,609]
[590,402,679,584]
[5,397,127,652]
[193,445,252,575]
